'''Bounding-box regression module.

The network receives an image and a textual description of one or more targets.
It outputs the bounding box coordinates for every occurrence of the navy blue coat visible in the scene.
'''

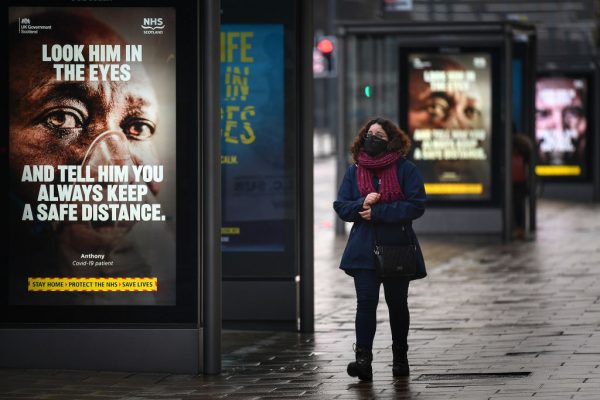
[333,158,427,280]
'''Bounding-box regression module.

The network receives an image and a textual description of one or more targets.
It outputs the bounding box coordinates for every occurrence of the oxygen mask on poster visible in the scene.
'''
[80,130,157,234]
[82,130,134,174]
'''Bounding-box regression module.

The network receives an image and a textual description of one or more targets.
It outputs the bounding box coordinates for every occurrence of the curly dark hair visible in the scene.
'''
[350,117,411,163]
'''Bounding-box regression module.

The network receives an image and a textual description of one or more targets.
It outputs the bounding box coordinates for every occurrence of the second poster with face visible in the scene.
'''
[406,52,493,201]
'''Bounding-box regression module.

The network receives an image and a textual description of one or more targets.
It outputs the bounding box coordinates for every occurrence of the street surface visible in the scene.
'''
[1,156,599,399]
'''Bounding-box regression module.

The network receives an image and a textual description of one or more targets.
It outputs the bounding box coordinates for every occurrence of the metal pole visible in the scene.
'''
[503,26,514,243]
[335,28,347,236]
[528,30,537,233]
[300,0,315,333]
[327,0,338,151]
[202,0,222,375]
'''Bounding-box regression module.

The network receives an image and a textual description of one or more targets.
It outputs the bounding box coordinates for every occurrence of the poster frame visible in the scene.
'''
[534,69,595,183]
[1,0,201,326]
[220,0,299,280]
[398,45,503,207]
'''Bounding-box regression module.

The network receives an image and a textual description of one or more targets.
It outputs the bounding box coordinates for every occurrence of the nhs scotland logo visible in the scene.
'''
[141,18,165,35]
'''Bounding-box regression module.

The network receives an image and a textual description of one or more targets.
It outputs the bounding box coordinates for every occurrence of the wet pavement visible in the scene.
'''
[2,156,600,399]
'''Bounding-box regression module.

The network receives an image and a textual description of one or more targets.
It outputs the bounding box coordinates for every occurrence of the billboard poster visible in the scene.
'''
[8,7,177,305]
[535,76,588,178]
[407,52,493,200]
[220,24,285,252]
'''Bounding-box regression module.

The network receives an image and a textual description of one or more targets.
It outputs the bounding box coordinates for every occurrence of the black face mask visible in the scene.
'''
[363,135,388,157]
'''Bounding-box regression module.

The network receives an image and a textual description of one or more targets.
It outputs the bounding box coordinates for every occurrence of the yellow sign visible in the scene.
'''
[535,165,581,176]
[424,183,484,195]
[28,277,158,292]
[221,227,240,235]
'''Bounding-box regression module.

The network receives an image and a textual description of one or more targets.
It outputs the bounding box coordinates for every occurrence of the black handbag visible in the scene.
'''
[373,225,417,279]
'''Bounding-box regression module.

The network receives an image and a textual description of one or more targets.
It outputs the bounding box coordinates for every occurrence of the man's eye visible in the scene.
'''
[564,106,584,119]
[45,110,83,130]
[123,120,155,140]
[462,105,481,119]
[426,98,450,118]
[536,109,551,119]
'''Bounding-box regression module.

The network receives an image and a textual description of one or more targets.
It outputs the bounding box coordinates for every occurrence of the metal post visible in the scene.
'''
[528,30,537,232]
[300,0,315,333]
[327,0,338,154]
[503,27,514,243]
[202,0,222,375]
[335,29,347,236]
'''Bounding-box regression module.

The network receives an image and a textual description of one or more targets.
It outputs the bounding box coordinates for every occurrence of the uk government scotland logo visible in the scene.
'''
[18,17,52,35]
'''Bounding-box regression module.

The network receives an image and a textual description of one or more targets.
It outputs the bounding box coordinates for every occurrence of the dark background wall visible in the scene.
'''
[333,0,598,64]
[313,0,599,134]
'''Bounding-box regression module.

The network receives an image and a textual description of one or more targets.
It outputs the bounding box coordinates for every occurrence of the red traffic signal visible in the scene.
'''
[317,38,334,54]
[314,36,337,78]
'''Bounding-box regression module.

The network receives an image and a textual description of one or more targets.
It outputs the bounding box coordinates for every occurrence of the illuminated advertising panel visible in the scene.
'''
[535,76,588,178]
[406,52,493,200]
[220,24,285,253]
[8,7,177,305]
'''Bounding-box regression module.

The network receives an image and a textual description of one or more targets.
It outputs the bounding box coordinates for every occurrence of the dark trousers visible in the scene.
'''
[351,269,410,351]
[513,182,528,229]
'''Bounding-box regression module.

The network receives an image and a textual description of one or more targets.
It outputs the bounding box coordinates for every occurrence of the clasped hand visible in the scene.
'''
[359,192,380,221]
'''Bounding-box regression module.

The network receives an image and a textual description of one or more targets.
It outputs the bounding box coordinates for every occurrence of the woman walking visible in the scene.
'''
[333,117,427,381]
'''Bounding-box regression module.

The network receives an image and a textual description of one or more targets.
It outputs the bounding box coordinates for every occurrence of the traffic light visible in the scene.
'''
[313,36,336,78]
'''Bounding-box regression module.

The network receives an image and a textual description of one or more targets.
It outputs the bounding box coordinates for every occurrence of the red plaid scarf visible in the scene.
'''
[356,151,404,203]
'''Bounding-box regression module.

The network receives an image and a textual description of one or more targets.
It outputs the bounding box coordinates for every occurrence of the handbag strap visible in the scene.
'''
[373,223,380,246]
[370,172,414,247]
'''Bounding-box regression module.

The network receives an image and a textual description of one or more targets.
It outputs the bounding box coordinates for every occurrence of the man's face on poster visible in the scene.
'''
[536,78,586,147]
[408,62,483,131]
[9,13,161,203]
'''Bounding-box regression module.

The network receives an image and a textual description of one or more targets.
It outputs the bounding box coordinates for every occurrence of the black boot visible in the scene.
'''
[347,345,373,381]
[392,343,409,377]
